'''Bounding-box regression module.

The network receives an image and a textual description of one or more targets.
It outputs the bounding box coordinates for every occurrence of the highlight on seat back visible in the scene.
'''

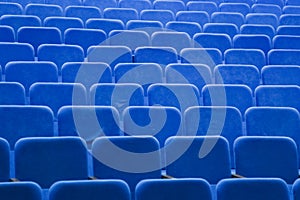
[25,4,63,22]
[0,82,26,105]
[234,136,299,184]
[261,65,300,85]
[135,178,212,200]
[15,137,88,188]
[49,180,131,200]
[0,138,9,182]
[83,0,117,11]
[0,182,43,200]
[65,5,102,23]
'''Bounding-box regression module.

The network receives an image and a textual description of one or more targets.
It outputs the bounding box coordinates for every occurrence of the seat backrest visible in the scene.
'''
[283,5,300,14]
[273,35,300,49]
[0,82,26,105]
[252,4,282,17]
[280,14,300,25]
[119,0,152,13]
[126,20,163,35]
[0,138,9,181]
[65,5,102,23]
[82,0,117,11]
[186,1,218,16]
[153,0,185,14]
[0,15,41,33]
[25,3,63,22]
[45,0,81,9]
[0,182,42,200]
[193,33,232,54]
[246,13,279,28]
[268,49,300,65]
[0,25,15,42]
[219,3,250,16]
[176,11,209,27]
[203,23,239,39]
[233,34,271,55]
[240,24,275,39]
[262,65,300,85]
[277,25,300,35]
[86,18,124,35]
[104,8,138,24]
[0,2,22,16]
[140,9,175,25]
[211,12,245,27]
[166,21,202,38]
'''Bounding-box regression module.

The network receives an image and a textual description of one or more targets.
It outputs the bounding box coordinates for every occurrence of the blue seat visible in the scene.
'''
[92,136,161,195]
[9,0,44,4]
[193,33,232,54]
[202,84,253,115]
[5,61,58,94]
[246,13,279,28]
[90,83,144,113]
[115,63,163,92]
[153,0,185,14]
[224,49,266,71]
[280,14,300,25]
[214,64,260,91]
[108,30,150,52]
[262,65,300,85]
[166,21,202,38]
[64,28,106,56]
[104,8,138,24]
[268,49,300,65]
[0,182,43,200]
[136,179,212,200]
[224,0,254,6]
[37,44,84,74]
[176,11,209,27]
[256,0,284,8]
[0,15,41,34]
[234,136,299,184]
[0,2,22,16]
[45,0,81,9]
[165,136,231,184]
[58,106,121,146]
[123,106,182,146]
[181,48,222,71]
[87,46,132,71]
[286,0,300,5]
[30,83,87,116]
[240,24,275,39]
[119,0,152,13]
[0,138,9,181]
[0,25,14,42]
[25,4,63,22]
[255,85,300,111]
[211,12,244,27]
[15,137,88,188]
[148,83,200,112]
[83,0,117,10]
[17,27,62,55]
[233,34,271,55]
[49,180,130,200]
[201,0,223,5]
[166,63,212,93]
[0,105,54,149]
[273,35,300,49]
[277,25,300,35]
[65,6,102,23]
[86,18,124,36]
[283,6,300,14]
[141,9,175,25]
[252,4,282,18]
[184,106,242,168]
[186,1,218,16]
[203,23,239,39]
[293,179,300,200]
[0,82,25,105]
[219,3,250,16]
[126,20,163,35]
[217,178,290,200]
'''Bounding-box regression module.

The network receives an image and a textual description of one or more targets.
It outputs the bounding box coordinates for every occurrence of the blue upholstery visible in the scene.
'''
[211,12,245,27]
[0,182,42,200]
[0,82,25,105]
[252,4,282,17]
[277,25,300,35]
[219,3,250,15]
[65,6,102,23]
[83,0,117,10]
[166,21,202,38]
[136,178,212,200]
[165,136,231,184]
[64,28,106,56]
[234,136,299,184]
[119,0,152,13]
[202,84,253,115]
[45,0,81,9]
[86,18,124,35]
[153,0,185,14]
[176,11,209,27]
[233,34,272,54]
[126,20,163,35]
[49,180,131,200]
[25,4,63,22]
[115,63,163,92]
[240,24,275,39]
[123,106,182,146]
[193,33,232,53]
[0,25,14,42]
[268,49,300,65]
[224,0,254,6]
[103,8,138,24]
[187,1,218,16]
[0,15,41,34]
[273,35,300,49]
[217,178,290,200]
[280,14,300,25]
[37,44,84,74]
[148,83,200,112]
[224,49,266,71]
[0,138,9,181]
[246,13,279,28]
[141,9,175,25]
[293,179,300,200]
[255,85,300,111]
[203,0,223,5]
[214,64,260,91]
[0,105,54,149]
[283,6,300,14]
[0,2,22,16]
[15,137,88,188]
[29,83,87,116]
[261,65,300,85]
[5,61,58,94]
[256,0,284,8]
[286,0,300,5]
[203,23,239,38]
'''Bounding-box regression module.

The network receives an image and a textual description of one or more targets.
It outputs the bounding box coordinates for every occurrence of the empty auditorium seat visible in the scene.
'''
[165,136,231,184]
[30,83,87,116]
[49,180,130,200]
[25,4,63,22]
[255,85,300,111]
[45,0,81,9]
[246,13,279,28]
[268,49,300,65]
[205,0,223,5]
[0,2,22,16]
[186,1,218,16]
[83,0,117,11]
[0,26,14,42]
[211,12,244,27]
[202,84,253,115]
[103,8,138,24]
[280,14,300,25]
[203,23,239,38]
[261,65,300,85]
[273,35,300,49]
[65,6,102,23]
[0,15,41,33]
[193,33,232,54]
[240,24,275,39]
[115,63,163,92]
[5,61,58,94]
[176,11,209,27]
[119,0,152,13]
[0,82,26,105]
[251,4,282,18]
[233,34,271,54]
[217,178,290,200]
[15,137,88,188]
[0,182,43,200]
[153,0,185,14]
[277,25,300,35]
[0,138,9,181]
[141,9,175,25]
[256,0,284,8]
[0,105,54,148]
[234,136,299,184]
[86,21,121,39]
[214,64,260,91]
[136,179,212,200]
[219,3,250,15]
[166,21,202,38]
[126,20,163,34]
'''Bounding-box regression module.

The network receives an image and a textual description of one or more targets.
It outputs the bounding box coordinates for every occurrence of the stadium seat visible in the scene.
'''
[0,138,9,181]
[176,11,209,27]
[0,82,25,105]
[0,2,22,16]
[193,33,232,54]
[25,4,63,22]
[233,34,272,54]
[240,24,275,39]
[219,3,250,16]
[119,0,152,13]
[0,105,54,148]
[29,83,87,116]
[204,0,224,5]
[224,0,254,6]
[49,180,130,200]
[293,179,300,200]
[165,136,231,184]
[166,21,202,38]
[261,65,300,85]
[280,14,300,25]
[15,137,88,188]
[211,12,244,27]
[0,25,14,42]
[286,0,300,5]
[0,15,41,34]
[136,179,212,200]
[5,61,58,94]
[126,20,163,35]
[153,0,185,14]
[273,35,300,49]
[256,0,284,8]
[86,18,124,35]
[45,0,81,9]
[234,136,299,184]
[203,23,239,38]
[202,84,253,115]
[283,6,300,14]
[103,8,138,24]
[83,0,117,11]
[65,6,102,23]
[0,182,43,200]
[217,178,290,200]
[246,13,279,28]
[276,25,300,35]
[214,64,260,91]
[186,1,218,16]
[147,83,200,112]
[255,85,300,111]
[141,9,175,25]
[268,49,300,65]
[251,4,282,17]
